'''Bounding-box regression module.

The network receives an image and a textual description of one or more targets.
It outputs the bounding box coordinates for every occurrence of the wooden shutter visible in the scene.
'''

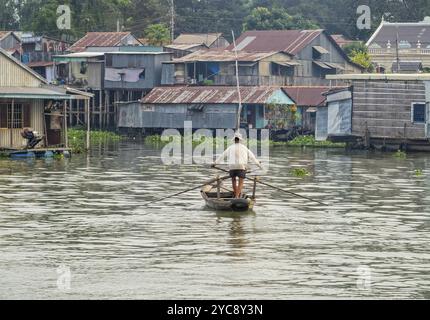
[23,104,31,128]
[0,105,7,128]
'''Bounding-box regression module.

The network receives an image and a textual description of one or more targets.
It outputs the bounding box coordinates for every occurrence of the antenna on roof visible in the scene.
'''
[170,0,175,42]
[232,30,243,131]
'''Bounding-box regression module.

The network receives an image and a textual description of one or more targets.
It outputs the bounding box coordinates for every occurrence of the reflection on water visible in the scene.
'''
[0,142,430,299]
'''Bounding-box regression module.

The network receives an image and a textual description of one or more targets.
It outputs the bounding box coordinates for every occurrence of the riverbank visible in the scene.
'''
[143,134,346,149]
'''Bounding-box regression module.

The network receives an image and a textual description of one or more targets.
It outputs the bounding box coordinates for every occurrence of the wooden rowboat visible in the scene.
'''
[200,177,257,212]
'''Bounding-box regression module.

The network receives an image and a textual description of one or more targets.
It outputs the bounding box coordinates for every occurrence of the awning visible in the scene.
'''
[273,61,301,67]
[313,46,329,54]
[0,87,71,99]
[53,52,104,63]
[324,62,345,70]
[231,62,257,67]
[313,61,332,69]
[306,107,318,113]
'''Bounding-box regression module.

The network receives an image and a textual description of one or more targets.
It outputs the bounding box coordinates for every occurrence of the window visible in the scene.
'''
[0,104,29,129]
[8,104,23,128]
[80,62,88,74]
[271,63,294,77]
[412,103,426,123]
[0,103,24,129]
[105,54,113,67]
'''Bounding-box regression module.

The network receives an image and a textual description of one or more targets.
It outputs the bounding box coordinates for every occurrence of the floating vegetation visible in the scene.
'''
[68,129,122,154]
[144,135,271,148]
[414,169,424,177]
[393,150,407,159]
[286,135,346,148]
[53,153,65,160]
[291,168,311,177]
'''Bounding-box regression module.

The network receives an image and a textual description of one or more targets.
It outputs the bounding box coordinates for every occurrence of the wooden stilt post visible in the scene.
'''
[64,100,68,148]
[86,99,90,150]
[69,98,72,126]
[10,99,14,148]
[99,90,102,129]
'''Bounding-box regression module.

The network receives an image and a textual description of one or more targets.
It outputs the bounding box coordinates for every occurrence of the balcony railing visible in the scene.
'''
[173,75,343,87]
[22,51,66,64]
[368,48,430,55]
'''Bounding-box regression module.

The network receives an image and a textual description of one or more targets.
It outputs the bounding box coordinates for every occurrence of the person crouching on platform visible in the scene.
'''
[212,132,263,199]
[21,128,43,149]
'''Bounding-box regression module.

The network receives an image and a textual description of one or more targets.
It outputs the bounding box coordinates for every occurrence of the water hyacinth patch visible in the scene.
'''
[291,168,311,177]
[68,129,122,154]
[394,150,407,159]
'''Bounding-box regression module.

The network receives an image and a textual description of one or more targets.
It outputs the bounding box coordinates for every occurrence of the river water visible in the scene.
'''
[0,141,430,299]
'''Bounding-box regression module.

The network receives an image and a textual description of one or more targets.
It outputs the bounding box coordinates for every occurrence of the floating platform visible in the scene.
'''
[0,148,72,159]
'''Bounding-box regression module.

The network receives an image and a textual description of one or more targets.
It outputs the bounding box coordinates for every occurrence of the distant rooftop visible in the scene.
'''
[172,49,288,63]
[283,86,340,107]
[68,32,138,52]
[367,18,430,48]
[226,30,323,55]
[173,33,223,47]
[142,86,289,105]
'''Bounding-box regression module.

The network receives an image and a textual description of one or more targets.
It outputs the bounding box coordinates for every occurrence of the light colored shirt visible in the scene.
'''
[215,143,261,171]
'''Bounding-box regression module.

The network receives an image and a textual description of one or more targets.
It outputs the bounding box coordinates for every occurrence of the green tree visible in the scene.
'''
[343,41,367,56]
[144,23,170,46]
[349,49,374,72]
[0,0,18,29]
[174,0,247,41]
[243,6,318,31]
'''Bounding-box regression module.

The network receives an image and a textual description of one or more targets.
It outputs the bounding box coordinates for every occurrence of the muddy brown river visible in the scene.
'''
[0,142,429,299]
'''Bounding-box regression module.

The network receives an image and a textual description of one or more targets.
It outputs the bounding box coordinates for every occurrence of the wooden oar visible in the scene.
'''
[143,175,231,206]
[213,166,328,206]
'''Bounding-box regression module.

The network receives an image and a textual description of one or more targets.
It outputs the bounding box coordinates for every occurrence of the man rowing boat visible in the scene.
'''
[212,132,263,199]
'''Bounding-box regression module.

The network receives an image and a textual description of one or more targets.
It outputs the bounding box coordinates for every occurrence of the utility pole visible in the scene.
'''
[232,30,243,131]
[170,0,175,42]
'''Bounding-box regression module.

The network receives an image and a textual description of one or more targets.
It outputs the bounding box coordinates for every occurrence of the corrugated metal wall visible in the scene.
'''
[87,62,103,89]
[316,106,328,141]
[352,80,426,139]
[118,102,237,129]
[161,64,175,85]
[0,52,42,87]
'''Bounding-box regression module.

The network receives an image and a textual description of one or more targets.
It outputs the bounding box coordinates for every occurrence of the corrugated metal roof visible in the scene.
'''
[173,33,223,47]
[0,31,12,40]
[173,50,282,63]
[165,43,208,51]
[226,30,323,55]
[68,32,134,52]
[143,86,284,104]
[27,61,55,67]
[0,86,71,99]
[283,86,339,107]
[331,34,356,47]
